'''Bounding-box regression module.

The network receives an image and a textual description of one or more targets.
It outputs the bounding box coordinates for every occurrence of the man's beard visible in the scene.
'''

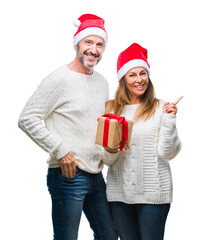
[77,48,101,70]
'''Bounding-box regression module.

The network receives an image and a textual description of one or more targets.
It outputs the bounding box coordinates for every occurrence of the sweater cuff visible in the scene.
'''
[102,149,120,166]
[162,113,176,127]
[52,142,70,160]
[162,113,176,119]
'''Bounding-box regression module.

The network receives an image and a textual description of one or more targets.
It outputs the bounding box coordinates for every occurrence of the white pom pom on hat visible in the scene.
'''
[73,19,81,27]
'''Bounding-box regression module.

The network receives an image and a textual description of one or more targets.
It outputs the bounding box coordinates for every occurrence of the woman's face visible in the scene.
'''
[125,67,149,101]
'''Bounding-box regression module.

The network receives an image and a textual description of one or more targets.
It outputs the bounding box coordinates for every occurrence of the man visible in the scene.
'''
[18,14,117,240]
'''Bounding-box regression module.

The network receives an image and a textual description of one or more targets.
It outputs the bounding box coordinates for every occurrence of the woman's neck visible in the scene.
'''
[129,95,142,105]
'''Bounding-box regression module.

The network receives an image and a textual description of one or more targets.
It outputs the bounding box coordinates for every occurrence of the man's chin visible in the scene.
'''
[84,61,98,70]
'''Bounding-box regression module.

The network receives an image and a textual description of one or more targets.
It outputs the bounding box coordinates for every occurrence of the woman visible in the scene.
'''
[103,43,182,240]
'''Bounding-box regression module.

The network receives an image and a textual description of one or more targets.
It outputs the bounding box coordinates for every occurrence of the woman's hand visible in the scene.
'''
[105,147,127,153]
[163,96,183,115]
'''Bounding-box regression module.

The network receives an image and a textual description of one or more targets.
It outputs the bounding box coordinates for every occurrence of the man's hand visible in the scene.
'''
[58,152,78,177]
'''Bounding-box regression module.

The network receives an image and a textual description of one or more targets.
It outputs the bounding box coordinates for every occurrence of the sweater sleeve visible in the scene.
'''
[101,148,120,166]
[18,74,70,160]
[157,113,182,161]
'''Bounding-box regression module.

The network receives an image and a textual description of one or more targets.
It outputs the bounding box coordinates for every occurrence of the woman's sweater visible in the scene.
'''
[103,102,182,204]
[18,65,111,173]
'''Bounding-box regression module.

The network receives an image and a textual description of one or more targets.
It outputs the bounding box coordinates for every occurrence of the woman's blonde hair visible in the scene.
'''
[105,76,159,122]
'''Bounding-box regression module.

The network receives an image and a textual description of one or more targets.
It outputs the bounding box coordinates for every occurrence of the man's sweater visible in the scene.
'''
[18,65,110,173]
[103,102,182,204]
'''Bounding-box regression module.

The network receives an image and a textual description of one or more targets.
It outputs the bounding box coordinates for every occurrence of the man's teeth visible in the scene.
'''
[85,53,96,57]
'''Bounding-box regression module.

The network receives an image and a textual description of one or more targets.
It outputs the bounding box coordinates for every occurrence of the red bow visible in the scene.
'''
[99,113,128,150]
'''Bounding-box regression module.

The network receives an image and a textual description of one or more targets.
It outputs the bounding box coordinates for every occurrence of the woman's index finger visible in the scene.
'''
[174,96,183,105]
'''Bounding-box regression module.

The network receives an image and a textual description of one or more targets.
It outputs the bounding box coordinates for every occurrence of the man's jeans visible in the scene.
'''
[47,167,117,240]
[110,202,170,240]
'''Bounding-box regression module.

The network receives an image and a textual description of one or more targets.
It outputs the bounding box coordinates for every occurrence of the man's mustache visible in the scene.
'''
[84,50,100,58]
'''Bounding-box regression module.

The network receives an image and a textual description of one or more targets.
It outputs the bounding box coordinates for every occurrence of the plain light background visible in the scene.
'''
[1,0,201,239]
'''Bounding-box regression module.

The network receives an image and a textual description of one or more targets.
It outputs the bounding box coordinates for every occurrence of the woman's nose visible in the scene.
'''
[136,75,142,82]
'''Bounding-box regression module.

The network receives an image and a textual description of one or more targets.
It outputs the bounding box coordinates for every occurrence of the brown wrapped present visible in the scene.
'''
[95,113,134,149]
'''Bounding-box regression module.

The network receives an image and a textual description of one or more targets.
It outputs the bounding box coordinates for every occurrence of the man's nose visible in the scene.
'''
[90,44,97,54]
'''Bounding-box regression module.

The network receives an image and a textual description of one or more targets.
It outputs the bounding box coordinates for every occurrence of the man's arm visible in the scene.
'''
[18,74,70,160]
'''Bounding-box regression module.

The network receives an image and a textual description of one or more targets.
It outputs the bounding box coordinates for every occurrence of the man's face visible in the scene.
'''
[77,35,105,70]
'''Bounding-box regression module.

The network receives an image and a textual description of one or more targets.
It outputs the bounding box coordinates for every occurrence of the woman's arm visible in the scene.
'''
[157,98,182,161]
[100,147,120,166]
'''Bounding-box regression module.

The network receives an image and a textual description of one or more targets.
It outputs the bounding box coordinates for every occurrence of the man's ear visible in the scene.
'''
[75,42,79,51]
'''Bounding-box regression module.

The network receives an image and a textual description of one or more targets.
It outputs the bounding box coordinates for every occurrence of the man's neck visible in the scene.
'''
[67,57,93,75]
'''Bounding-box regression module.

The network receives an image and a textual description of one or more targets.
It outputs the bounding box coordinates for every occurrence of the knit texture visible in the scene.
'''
[104,102,181,204]
[18,65,109,173]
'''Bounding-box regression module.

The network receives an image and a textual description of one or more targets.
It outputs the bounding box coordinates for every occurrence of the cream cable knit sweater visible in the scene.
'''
[18,65,113,173]
[103,103,182,204]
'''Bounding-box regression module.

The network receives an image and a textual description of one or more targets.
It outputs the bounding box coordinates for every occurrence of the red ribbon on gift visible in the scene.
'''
[99,113,128,150]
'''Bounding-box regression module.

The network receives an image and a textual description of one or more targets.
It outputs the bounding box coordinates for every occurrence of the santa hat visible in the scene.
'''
[73,14,107,49]
[117,43,150,81]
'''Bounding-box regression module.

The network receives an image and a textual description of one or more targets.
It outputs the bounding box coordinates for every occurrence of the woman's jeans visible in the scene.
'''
[47,167,117,240]
[110,202,170,240]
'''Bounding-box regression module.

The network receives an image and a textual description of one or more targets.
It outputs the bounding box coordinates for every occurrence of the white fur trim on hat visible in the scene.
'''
[73,27,107,49]
[117,59,150,81]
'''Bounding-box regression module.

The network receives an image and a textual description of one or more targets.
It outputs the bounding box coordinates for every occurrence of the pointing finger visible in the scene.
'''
[174,96,183,105]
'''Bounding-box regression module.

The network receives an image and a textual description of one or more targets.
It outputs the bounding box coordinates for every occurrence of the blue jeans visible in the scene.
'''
[47,167,117,240]
[110,202,170,240]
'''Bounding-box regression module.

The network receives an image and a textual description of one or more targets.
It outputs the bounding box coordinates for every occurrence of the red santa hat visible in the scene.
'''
[73,14,107,49]
[117,43,150,81]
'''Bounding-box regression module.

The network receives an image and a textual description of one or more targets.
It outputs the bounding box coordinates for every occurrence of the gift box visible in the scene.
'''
[95,113,134,150]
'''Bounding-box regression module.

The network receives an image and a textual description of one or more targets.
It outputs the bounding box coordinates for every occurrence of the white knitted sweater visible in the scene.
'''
[18,65,112,173]
[103,103,182,204]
